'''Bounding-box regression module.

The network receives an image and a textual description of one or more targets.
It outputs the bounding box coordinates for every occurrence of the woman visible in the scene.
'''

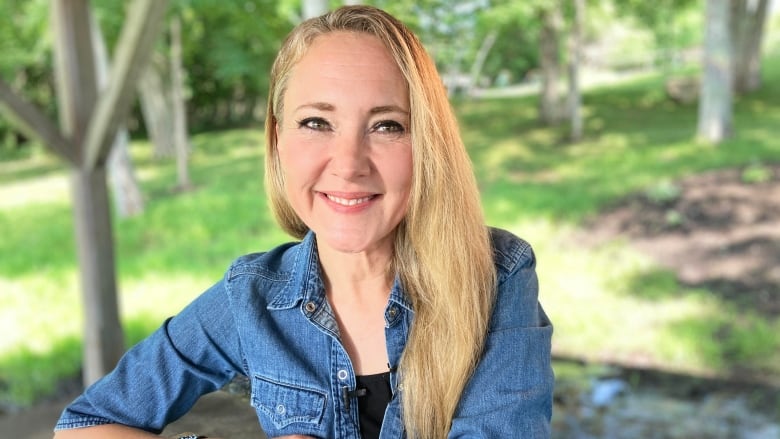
[54,5,553,439]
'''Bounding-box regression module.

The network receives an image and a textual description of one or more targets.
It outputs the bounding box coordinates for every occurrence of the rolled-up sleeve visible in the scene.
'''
[449,232,554,438]
[55,278,244,433]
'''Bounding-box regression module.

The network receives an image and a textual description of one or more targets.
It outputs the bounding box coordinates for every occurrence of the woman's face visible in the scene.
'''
[276,31,412,257]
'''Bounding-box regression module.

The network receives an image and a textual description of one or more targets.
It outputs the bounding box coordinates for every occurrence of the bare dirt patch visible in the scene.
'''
[583,165,780,317]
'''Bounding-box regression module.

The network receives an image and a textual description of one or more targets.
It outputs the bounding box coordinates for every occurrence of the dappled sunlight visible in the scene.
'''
[189,128,266,157]
[0,273,81,355]
[477,138,535,179]
[119,272,220,324]
[0,171,70,209]
[0,204,76,278]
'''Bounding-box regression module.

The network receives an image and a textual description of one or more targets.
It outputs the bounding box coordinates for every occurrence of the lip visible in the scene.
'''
[317,191,380,212]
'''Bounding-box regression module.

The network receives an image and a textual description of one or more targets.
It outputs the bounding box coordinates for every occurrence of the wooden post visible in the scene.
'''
[1,0,168,387]
[52,0,125,386]
[71,168,125,385]
[83,0,169,170]
[0,78,75,164]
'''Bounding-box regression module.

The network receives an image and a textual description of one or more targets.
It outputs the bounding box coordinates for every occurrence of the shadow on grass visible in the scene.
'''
[596,262,780,386]
[663,312,780,385]
[0,159,65,185]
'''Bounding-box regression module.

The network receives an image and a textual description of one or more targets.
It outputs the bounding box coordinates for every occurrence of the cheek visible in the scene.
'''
[389,148,414,199]
[277,137,321,192]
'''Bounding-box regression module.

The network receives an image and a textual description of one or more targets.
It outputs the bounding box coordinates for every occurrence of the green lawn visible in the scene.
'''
[2,55,780,409]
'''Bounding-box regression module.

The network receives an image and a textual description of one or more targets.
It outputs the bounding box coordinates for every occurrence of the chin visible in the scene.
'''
[318,230,393,255]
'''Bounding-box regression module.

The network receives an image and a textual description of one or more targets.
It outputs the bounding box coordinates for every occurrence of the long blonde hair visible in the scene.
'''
[264,6,496,438]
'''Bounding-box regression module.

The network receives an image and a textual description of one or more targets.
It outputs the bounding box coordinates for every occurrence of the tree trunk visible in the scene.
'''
[539,4,564,125]
[468,30,499,95]
[730,0,769,93]
[568,0,585,142]
[697,0,733,143]
[139,60,175,157]
[170,15,191,190]
[91,9,144,217]
[108,131,145,216]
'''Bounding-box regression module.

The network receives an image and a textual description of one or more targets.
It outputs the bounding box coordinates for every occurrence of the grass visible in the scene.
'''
[2,54,780,409]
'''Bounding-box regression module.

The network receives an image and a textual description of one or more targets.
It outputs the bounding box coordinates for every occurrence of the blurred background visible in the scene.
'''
[1,0,779,437]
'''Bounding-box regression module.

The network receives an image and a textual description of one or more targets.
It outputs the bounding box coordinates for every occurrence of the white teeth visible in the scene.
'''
[326,194,373,206]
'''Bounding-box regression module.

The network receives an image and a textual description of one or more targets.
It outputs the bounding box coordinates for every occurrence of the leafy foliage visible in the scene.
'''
[0,0,53,155]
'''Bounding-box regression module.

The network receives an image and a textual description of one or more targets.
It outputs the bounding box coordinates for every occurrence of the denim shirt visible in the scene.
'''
[55,227,554,438]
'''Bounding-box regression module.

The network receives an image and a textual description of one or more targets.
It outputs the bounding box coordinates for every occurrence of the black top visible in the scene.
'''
[355,372,392,439]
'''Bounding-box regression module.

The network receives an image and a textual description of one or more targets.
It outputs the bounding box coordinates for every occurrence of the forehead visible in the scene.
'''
[301,31,397,69]
[284,31,408,99]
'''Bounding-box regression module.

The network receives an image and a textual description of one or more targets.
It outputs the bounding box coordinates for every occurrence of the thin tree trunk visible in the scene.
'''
[731,0,769,93]
[107,132,145,216]
[697,0,733,143]
[468,30,499,95]
[138,60,175,157]
[539,4,564,125]
[170,15,191,190]
[568,0,585,142]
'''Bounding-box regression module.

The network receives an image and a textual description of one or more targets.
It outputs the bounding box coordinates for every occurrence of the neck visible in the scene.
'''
[316,238,393,299]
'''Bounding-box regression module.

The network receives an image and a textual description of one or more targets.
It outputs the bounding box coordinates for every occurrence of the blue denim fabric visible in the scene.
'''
[55,227,553,438]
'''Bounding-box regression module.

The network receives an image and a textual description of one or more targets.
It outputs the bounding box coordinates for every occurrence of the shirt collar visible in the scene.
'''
[266,230,414,314]
[266,231,323,310]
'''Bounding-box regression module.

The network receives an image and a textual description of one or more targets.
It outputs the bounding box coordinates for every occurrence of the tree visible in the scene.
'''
[478,3,540,86]
[170,13,191,190]
[567,0,585,142]
[697,0,733,144]
[730,0,770,93]
[538,1,565,125]
[138,57,176,156]
[0,0,53,153]
[468,30,499,94]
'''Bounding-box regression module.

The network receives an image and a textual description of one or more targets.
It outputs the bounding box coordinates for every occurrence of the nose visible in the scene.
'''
[330,131,370,179]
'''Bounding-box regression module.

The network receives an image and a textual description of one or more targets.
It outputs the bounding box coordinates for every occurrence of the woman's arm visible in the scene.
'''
[55,280,244,433]
[53,424,160,438]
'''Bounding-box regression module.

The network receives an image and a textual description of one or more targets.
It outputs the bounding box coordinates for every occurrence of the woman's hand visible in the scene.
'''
[273,436,316,439]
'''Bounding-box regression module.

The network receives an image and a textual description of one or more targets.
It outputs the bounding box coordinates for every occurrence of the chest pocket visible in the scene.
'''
[251,374,327,431]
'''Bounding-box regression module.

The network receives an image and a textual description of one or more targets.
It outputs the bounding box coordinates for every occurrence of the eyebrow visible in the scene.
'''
[370,105,410,116]
[295,102,334,112]
[294,102,409,115]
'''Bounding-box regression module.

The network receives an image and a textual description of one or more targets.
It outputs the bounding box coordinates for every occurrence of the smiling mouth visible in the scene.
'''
[325,194,376,206]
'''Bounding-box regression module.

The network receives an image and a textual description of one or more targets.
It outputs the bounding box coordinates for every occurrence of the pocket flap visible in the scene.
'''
[251,375,326,429]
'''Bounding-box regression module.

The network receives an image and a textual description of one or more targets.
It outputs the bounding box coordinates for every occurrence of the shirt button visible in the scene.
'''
[305,301,316,313]
[388,307,398,318]
[276,404,286,415]
[337,369,348,380]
